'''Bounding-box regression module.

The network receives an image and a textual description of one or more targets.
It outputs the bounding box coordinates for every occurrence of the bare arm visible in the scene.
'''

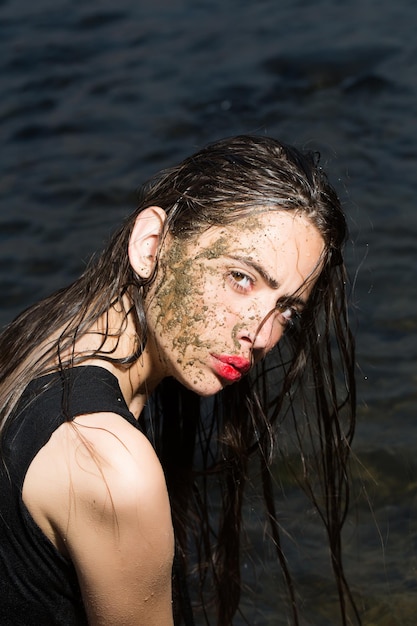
[24,412,175,625]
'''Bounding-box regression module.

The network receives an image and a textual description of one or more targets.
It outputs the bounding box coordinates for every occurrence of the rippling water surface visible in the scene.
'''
[1,0,416,623]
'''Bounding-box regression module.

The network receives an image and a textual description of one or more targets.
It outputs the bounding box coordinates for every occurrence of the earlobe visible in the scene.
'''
[128,206,167,278]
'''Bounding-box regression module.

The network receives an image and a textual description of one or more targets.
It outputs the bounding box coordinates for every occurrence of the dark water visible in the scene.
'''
[1,0,416,623]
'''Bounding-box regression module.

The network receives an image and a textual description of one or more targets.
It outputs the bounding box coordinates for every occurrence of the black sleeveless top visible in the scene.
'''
[0,366,139,625]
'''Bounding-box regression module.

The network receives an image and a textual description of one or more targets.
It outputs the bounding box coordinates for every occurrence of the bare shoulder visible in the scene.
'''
[24,412,174,626]
[25,411,169,525]
[67,411,168,509]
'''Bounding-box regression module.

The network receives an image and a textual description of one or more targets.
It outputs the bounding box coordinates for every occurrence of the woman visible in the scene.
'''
[0,136,359,625]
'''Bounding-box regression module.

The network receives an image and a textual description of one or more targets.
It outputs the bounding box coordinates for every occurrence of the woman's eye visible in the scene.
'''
[228,271,253,292]
[276,302,300,327]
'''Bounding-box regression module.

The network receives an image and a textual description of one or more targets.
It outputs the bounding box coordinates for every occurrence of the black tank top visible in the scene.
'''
[0,366,139,625]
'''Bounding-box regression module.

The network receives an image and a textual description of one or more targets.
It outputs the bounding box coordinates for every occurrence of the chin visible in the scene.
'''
[176,374,226,397]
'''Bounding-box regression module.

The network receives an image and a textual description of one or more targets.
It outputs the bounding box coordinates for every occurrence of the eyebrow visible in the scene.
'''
[226,254,308,308]
[226,254,279,289]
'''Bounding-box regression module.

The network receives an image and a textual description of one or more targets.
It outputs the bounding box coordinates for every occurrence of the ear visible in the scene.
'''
[128,206,167,278]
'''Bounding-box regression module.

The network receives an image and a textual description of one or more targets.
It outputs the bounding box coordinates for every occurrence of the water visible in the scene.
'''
[1,0,416,623]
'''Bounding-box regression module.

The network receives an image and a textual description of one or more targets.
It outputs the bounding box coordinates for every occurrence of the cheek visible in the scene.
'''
[265,322,284,354]
[147,261,217,357]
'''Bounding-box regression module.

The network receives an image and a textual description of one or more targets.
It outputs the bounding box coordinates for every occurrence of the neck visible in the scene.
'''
[84,351,162,419]
[116,344,165,418]
[65,303,166,419]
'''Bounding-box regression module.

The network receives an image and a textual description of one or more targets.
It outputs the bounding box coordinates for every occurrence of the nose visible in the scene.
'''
[236,308,284,358]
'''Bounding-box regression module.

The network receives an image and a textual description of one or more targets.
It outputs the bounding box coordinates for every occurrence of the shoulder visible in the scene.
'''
[24,411,174,624]
[63,410,174,548]
[24,410,172,551]
[49,410,169,520]
[70,412,169,518]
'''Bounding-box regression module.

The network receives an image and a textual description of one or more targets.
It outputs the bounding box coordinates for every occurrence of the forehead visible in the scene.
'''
[192,211,324,264]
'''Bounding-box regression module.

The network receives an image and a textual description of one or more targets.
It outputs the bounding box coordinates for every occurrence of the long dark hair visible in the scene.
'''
[0,135,359,624]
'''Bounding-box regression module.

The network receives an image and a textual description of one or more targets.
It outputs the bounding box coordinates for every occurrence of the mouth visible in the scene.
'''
[210,354,251,382]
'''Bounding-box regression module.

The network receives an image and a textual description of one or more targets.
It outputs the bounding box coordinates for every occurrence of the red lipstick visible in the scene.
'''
[211,354,251,382]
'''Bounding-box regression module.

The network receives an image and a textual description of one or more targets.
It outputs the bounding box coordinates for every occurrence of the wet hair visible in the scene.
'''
[0,135,359,624]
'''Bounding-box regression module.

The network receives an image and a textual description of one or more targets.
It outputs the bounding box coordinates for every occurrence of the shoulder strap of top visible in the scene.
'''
[58,366,138,427]
[3,366,140,488]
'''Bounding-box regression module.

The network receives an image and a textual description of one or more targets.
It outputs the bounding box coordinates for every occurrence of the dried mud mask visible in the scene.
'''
[142,212,325,396]
[148,217,265,358]
[148,236,212,360]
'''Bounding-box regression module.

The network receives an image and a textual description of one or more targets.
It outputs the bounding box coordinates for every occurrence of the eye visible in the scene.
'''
[227,270,254,293]
[276,301,301,328]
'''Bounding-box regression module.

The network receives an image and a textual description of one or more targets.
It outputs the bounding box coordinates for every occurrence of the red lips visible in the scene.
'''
[214,354,251,373]
[211,354,251,382]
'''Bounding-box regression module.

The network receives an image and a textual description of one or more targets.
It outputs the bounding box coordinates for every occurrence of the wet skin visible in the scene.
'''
[143,210,324,397]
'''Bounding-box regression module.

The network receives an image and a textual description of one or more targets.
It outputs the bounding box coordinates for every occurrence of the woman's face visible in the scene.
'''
[144,210,324,396]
